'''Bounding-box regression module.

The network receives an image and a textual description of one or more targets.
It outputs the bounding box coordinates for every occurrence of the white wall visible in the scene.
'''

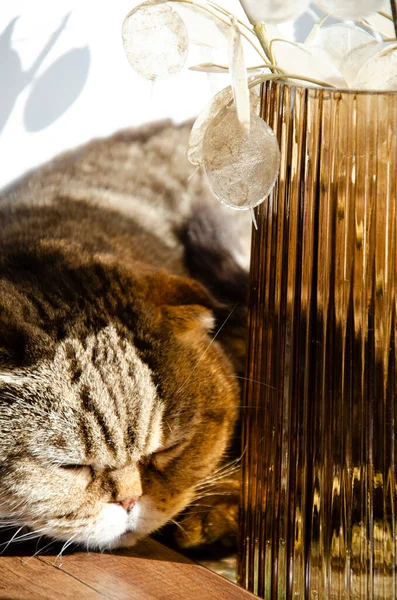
[0,0,311,189]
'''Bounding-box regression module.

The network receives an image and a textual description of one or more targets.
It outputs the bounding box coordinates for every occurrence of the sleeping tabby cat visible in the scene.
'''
[0,121,250,551]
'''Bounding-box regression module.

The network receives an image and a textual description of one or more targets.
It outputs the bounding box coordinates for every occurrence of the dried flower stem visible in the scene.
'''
[238,1,278,65]
[158,0,360,90]
[206,1,256,37]
[248,72,336,90]
[191,65,337,89]
[380,9,394,21]
[268,38,301,54]
[218,73,335,118]
[360,18,394,38]
[253,23,279,68]
[189,62,271,73]
[171,0,271,65]
[305,14,330,44]
[390,1,397,38]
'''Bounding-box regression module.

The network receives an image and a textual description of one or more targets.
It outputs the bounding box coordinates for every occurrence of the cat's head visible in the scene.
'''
[0,253,239,549]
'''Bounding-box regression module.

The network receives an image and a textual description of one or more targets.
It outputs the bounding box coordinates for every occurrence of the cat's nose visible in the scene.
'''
[119,496,140,512]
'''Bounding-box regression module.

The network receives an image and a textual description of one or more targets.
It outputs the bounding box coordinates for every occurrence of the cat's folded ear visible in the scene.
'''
[161,303,215,334]
[143,270,218,309]
[142,271,220,334]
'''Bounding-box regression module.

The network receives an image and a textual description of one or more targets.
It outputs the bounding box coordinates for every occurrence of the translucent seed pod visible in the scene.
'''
[352,46,397,91]
[203,108,280,210]
[122,3,189,80]
[306,24,375,70]
[316,0,382,20]
[305,23,378,87]
[343,41,385,87]
[365,9,396,40]
[272,39,346,87]
[188,84,261,167]
[241,0,311,24]
[170,2,228,49]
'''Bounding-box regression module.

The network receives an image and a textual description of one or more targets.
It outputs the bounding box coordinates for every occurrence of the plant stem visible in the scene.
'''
[247,72,336,91]
[360,19,391,38]
[253,23,276,64]
[390,0,397,38]
[237,1,283,74]
[379,10,393,20]
[170,0,272,65]
[206,0,256,36]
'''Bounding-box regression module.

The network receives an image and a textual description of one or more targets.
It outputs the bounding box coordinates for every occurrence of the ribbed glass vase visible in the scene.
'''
[239,82,397,598]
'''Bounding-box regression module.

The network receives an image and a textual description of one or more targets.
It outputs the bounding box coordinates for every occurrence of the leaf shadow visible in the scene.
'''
[24,46,90,132]
[0,18,25,134]
[0,14,91,135]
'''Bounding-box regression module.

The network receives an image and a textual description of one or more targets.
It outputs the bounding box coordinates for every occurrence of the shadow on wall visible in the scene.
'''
[0,15,90,134]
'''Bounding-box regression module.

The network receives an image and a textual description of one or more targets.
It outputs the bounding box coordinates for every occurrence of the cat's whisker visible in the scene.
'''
[0,527,50,548]
[195,463,241,488]
[216,445,247,472]
[194,478,239,493]
[193,487,239,496]
[198,466,240,480]
[196,465,241,481]
[174,303,239,399]
[0,522,22,530]
[193,486,233,496]
[34,535,44,554]
[0,526,24,554]
[164,420,173,434]
[202,461,241,477]
[179,509,212,515]
[169,518,188,537]
[53,533,79,567]
[192,492,237,502]
[194,477,240,493]
[22,536,54,565]
[211,456,242,472]
[171,370,278,398]
[184,503,218,510]
[198,465,239,479]
[225,374,278,391]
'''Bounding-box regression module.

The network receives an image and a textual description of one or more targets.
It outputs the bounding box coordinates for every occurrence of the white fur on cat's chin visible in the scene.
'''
[82,496,186,550]
[30,497,174,551]
[106,497,176,550]
[116,497,170,548]
[29,504,131,550]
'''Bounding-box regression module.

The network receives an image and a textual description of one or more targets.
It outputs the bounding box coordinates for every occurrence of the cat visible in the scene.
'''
[0,120,251,552]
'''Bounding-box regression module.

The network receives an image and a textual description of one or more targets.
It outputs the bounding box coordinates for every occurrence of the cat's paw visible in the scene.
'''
[169,470,240,550]
[173,498,239,549]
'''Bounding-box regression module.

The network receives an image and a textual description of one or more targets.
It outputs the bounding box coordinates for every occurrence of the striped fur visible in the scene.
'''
[0,121,250,550]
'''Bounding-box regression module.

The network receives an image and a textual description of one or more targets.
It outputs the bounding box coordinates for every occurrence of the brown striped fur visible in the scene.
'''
[0,121,250,550]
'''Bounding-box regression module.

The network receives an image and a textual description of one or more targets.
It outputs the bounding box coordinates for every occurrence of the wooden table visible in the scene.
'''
[0,538,257,599]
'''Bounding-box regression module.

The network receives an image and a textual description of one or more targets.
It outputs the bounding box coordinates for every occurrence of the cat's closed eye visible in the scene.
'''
[60,464,88,470]
[55,463,94,479]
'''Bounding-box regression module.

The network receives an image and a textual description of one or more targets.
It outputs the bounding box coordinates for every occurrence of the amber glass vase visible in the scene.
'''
[239,82,397,598]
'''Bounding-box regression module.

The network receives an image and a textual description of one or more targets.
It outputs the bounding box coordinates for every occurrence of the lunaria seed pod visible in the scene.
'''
[122,3,189,80]
[317,0,381,20]
[241,0,311,24]
[188,84,261,167]
[203,108,280,210]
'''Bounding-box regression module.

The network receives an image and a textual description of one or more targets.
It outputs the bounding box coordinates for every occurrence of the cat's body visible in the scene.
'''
[0,121,250,551]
